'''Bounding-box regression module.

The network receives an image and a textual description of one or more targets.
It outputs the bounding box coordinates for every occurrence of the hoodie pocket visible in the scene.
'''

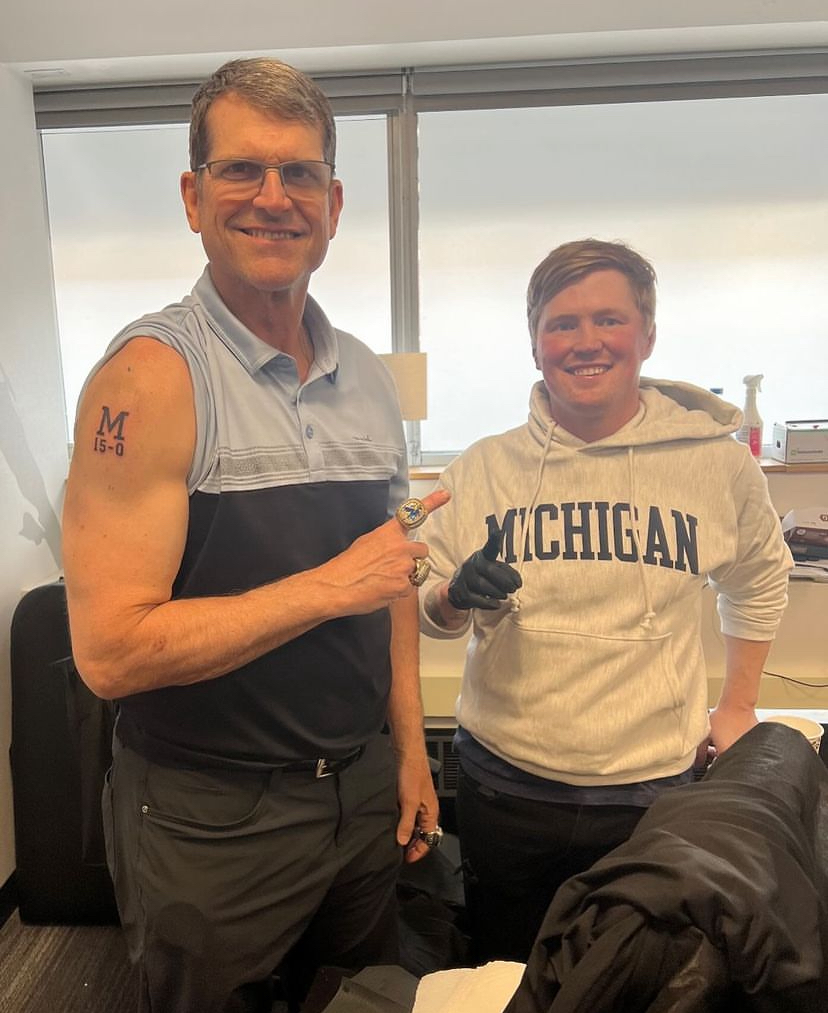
[481,618,692,778]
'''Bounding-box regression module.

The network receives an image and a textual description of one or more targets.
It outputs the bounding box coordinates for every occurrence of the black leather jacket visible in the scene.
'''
[508,721,828,1013]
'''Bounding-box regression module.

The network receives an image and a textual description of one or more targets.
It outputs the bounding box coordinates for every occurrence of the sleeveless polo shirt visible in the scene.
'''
[83,270,407,769]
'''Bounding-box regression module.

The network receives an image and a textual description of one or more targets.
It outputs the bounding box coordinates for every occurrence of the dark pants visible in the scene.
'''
[103,732,401,1013]
[456,768,645,964]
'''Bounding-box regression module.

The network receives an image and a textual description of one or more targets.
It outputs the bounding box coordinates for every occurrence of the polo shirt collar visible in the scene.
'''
[193,268,340,379]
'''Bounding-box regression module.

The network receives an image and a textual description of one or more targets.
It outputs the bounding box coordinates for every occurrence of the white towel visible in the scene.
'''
[412,961,525,1013]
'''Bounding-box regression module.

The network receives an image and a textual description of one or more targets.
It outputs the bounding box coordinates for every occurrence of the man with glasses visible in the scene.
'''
[62,57,447,1012]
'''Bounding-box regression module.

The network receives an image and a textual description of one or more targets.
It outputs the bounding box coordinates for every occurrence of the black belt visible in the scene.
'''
[278,746,364,779]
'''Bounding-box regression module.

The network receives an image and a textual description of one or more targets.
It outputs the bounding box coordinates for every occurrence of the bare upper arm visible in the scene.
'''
[62,337,196,678]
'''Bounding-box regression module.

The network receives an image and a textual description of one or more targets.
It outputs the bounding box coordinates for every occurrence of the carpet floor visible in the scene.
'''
[0,912,298,1011]
[0,912,138,1013]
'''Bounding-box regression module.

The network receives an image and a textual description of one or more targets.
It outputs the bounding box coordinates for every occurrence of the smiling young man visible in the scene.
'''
[62,58,448,1013]
[417,238,792,964]
[531,267,656,441]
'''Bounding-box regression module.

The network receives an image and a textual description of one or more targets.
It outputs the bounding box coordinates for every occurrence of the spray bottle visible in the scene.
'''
[737,374,763,457]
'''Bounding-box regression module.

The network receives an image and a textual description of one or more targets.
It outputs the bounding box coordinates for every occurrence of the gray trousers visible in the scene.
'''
[103,731,402,1012]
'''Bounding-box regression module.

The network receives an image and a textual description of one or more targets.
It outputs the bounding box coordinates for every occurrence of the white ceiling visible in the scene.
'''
[3,0,827,88]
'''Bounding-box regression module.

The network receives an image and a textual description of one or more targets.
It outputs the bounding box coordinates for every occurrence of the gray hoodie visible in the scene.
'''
[419,378,793,785]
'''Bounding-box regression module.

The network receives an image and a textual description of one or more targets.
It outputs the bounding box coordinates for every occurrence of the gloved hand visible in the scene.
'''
[447,531,522,611]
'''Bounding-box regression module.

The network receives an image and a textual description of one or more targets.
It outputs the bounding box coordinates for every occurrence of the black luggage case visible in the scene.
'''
[9,579,118,924]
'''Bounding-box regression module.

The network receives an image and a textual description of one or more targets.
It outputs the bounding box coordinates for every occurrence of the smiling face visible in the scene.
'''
[533,269,656,442]
[180,91,343,320]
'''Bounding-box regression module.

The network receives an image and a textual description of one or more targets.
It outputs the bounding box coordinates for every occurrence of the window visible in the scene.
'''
[38,59,828,456]
[42,115,390,439]
[418,94,828,455]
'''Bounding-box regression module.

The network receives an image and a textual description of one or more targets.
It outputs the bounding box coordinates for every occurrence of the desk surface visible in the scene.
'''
[756,708,828,723]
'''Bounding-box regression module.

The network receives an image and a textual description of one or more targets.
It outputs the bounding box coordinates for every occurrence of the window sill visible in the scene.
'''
[414,460,828,481]
[410,466,444,482]
[758,457,828,474]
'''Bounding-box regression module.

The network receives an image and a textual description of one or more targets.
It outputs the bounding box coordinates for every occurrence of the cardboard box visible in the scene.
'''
[771,420,828,464]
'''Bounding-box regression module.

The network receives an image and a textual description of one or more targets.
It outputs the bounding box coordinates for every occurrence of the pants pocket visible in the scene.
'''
[140,763,270,834]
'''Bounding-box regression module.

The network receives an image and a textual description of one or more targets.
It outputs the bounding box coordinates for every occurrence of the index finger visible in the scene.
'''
[421,488,451,514]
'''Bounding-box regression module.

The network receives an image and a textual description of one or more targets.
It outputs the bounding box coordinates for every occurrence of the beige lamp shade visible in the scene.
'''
[378,352,428,421]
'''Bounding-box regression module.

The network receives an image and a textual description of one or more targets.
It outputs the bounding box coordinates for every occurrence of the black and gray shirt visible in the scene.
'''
[83,269,407,769]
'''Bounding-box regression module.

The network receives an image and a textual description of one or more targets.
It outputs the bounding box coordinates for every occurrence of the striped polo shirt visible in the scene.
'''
[85,270,407,770]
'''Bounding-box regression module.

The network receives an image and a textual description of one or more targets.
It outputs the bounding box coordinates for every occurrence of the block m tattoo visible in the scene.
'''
[94,406,130,457]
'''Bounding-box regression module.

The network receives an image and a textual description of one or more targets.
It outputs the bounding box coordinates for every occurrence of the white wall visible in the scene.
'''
[2,0,827,84]
[5,0,826,62]
[0,65,69,885]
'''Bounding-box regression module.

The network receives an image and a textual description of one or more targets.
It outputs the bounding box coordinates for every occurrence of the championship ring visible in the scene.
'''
[396,497,428,531]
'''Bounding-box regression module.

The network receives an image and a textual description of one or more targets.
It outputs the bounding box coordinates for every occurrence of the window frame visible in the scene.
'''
[34,49,828,465]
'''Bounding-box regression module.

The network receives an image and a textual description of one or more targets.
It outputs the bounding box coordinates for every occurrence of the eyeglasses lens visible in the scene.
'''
[208,160,331,197]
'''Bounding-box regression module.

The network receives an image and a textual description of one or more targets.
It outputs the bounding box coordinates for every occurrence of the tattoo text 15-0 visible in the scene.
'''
[94,406,129,456]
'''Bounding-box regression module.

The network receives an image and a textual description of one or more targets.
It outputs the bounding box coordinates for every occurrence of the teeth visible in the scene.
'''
[245,229,296,240]
[572,365,608,376]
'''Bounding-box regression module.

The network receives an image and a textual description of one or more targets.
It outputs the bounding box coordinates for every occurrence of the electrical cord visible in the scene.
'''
[763,669,828,690]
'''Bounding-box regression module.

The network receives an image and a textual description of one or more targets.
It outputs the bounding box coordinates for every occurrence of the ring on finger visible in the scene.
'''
[396,497,429,531]
[409,557,431,587]
[416,825,443,848]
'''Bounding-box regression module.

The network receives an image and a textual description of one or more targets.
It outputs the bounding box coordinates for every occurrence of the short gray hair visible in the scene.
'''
[189,57,336,170]
[527,239,657,351]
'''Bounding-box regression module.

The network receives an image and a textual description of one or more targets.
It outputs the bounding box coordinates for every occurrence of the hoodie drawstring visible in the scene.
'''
[509,423,657,631]
[510,422,557,613]
[627,446,657,630]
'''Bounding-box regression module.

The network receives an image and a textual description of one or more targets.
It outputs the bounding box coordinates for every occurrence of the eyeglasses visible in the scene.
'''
[196,159,334,198]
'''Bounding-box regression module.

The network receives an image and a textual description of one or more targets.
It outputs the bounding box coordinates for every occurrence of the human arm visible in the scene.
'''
[705,453,792,754]
[62,337,449,699]
[423,531,522,631]
[708,635,771,754]
[387,593,440,863]
[423,581,472,632]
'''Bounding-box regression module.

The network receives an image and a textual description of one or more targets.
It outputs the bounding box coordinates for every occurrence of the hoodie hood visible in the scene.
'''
[528,376,743,451]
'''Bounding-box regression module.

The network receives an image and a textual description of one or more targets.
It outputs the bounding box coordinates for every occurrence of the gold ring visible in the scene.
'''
[396,498,428,531]
[409,557,431,587]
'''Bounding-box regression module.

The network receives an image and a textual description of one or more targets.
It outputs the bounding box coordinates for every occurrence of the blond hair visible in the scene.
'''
[527,239,657,350]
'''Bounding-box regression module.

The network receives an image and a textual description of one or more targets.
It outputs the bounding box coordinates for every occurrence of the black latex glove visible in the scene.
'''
[447,531,522,611]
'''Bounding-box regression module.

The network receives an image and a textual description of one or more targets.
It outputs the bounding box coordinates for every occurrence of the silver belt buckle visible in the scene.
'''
[315,758,334,778]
